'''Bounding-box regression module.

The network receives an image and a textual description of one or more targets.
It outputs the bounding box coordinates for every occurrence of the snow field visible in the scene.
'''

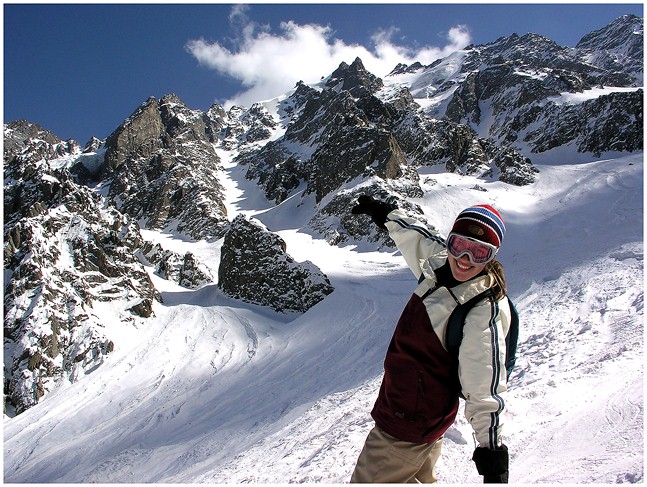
[3,152,644,483]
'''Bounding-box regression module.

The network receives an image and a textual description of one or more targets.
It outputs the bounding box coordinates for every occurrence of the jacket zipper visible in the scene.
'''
[414,370,425,417]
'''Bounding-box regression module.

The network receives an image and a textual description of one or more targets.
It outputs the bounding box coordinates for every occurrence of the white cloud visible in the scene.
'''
[186,11,471,108]
[228,3,249,24]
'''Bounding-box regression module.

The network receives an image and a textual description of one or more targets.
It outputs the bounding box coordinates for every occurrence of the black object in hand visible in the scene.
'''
[472,445,509,484]
[351,195,396,230]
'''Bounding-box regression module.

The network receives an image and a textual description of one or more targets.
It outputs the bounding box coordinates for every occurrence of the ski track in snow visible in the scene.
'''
[3,153,644,483]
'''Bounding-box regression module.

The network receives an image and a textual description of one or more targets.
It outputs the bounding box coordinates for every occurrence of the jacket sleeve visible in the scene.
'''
[384,208,447,280]
[458,296,511,449]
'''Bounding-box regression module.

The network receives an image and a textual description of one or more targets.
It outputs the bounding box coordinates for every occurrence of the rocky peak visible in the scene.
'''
[388,62,424,76]
[468,32,570,73]
[275,81,320,127]
[239,103,278,143]
[102,97,164,177]
[326,57,384,97]
[430,17,644,153]
[237,54,537,212]
[100,94,228,240]
[4,120,78,165]
[577,14,643,51]
[82,136,103,154]
[158,93,209,143]
[576,14,643,84]
[210,103,279,150]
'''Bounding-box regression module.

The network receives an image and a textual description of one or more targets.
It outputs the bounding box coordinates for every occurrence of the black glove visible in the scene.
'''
[472,445,509,483]
[351,195,397,230]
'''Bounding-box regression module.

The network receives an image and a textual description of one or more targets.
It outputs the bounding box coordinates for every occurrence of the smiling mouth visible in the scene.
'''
[456,260,472,271]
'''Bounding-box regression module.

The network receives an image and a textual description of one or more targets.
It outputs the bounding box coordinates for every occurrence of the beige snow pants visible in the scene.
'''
[350,426,443,483]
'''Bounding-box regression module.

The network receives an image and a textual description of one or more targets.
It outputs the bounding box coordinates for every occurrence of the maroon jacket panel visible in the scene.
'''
[371,293,460,444]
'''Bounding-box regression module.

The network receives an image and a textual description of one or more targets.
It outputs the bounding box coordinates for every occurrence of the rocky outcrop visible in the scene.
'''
[4,126,161,414]
[3,120,79,164]
[522,89,643,156]
[326,57,384,97]
[392,112,537,184]
[100,94,228,240]
[140,243,212,289]
[308,182,428,249]
[576,14,643,83]
[218,216,334,313]
[237,57,534,210]
[206,102,278,150]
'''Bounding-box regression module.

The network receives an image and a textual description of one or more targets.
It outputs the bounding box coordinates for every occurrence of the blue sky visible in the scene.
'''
[4,3,643,145]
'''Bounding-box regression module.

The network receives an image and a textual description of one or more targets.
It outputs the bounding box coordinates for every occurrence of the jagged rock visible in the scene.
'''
[378,86,421,113]
[203,103,229,143]
[326,57,384,97]
[307,126,406,202]
[83,136,103,154]
[388,62,425,76]
[218,216,334,313]
[236,73,414,204]
[523,89,643,156]
[102,96,165,176]
[140,242,212,289]
[392,111,537,184]
[99,94,228,240]
[238,54,540,212]
[4,120,78,163]
[576,14,643,83]
[4,128,161,414]
[128,299,154,318]
[205,103,278,150]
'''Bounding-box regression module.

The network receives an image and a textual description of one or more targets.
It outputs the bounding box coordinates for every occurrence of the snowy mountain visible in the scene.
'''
[3,14,644,483]
[392,14,643,158]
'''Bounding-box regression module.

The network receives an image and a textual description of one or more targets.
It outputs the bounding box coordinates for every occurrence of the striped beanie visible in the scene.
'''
[451,204,505,247]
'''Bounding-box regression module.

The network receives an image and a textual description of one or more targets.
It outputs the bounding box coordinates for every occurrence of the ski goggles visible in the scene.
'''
[447,232,499,265]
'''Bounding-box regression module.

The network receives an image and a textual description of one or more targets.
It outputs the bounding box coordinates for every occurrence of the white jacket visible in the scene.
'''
[383,208,511,448]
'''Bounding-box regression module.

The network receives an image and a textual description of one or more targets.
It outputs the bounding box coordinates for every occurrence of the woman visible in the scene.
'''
[350,195,511,483]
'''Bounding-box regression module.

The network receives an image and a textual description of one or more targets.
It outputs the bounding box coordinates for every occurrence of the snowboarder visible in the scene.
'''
[350,195,511,483]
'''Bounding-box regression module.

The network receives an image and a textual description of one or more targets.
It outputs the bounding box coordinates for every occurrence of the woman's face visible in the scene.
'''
[448,254,486,282]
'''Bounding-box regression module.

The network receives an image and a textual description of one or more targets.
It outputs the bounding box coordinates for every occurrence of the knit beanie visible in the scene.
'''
[451,204,505,247]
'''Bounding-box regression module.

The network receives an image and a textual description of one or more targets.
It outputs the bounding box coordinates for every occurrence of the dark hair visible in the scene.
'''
[485,260,507,301]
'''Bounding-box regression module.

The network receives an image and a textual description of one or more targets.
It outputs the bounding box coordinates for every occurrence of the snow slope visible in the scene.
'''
[3,151,644,483]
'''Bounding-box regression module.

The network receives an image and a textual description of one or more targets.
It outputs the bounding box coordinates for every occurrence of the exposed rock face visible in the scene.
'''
[204,102,278,150]
[326,56,385,97]
[576,14,643,83]
[218,216,334,313]
[4,124,161,414]
[392,112,537,184]
[102,97,165,176]
[101,94,228,240]
[308,182,429,249]
[522,89,643,156]
[3,120,79,163]
[406,15,643,155]
[236,57,532,210]
[140,243,212,289]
